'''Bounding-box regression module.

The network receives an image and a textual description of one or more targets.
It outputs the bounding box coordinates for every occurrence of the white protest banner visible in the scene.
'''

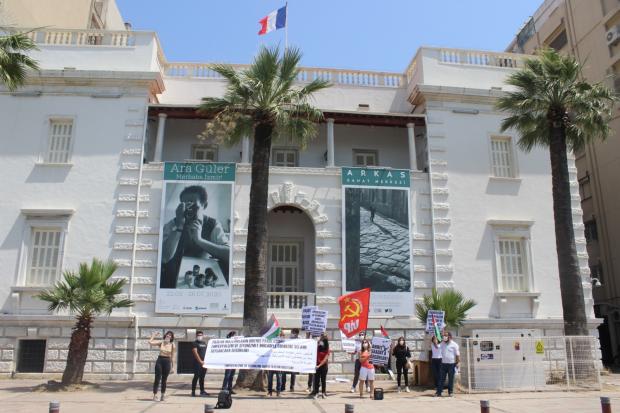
[425,310,445,333]
[301,305,317,331]
[308,309,328,336]
[203,337,317,373]
[340,330,357,353]
[370,336,391,366]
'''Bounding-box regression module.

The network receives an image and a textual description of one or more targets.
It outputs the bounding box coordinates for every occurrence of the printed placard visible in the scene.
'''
[301,305,318,331]
[203,337,317,373]
[425,310,446,333]
[370,336,391,366]
[307,309,328,336]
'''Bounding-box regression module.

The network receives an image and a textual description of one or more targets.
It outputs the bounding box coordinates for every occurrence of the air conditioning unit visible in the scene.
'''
[606,25,620,46]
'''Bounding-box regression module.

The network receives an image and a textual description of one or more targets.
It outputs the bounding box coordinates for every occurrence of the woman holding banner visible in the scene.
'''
[310,333,330,399]
[358,339,375,399]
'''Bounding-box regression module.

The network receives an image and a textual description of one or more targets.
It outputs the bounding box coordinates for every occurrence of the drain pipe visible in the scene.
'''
[128,103,149,378]
[423,114,439,289]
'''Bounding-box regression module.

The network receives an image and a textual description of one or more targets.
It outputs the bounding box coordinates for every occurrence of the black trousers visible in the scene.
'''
[307,374,314,389]
[153,356,171,394]
[312,364,328,395]
[396,359,409,387]
[352,359,361,388]
[192,364,206,392]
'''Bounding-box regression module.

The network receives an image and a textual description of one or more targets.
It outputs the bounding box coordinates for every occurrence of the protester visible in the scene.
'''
[358,338,375,399]
[350,331,369,393]
[305,331,314,393]
[285,328,300,391]
[149,331,175,402]
[436,332,460,397]
[430,335,443,391]
[267,369,283,397]
[392,336,411,393]
[310,332,330,399]
[221,331,237,394]
[191,331,208,397]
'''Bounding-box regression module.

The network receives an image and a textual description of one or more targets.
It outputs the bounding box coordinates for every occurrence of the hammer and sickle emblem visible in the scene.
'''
[341,298,362,320]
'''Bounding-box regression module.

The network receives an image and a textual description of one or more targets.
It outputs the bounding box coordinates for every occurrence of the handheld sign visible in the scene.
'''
[425,310,445,333]
[370,336,391,366]
[301,305,317,331]
[308,309,328,336]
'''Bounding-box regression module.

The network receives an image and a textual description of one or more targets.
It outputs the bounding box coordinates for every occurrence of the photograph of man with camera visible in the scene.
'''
[160,184,231,289]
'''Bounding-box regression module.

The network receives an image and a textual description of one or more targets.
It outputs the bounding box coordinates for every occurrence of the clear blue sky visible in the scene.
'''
[116,0,542,72]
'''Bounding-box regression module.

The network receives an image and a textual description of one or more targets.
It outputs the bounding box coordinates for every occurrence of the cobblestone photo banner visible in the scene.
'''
[341,167,413,316]
[156,162,235,314]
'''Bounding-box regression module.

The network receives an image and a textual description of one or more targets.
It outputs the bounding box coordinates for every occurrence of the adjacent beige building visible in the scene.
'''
[0,0,127,30]
[507,0,620,366]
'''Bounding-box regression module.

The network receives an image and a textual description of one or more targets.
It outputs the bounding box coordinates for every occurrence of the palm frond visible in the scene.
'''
[415,289,477,329]
[0,31,39,91]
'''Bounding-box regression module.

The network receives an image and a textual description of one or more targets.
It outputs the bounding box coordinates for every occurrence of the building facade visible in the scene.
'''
[0,8,598,377]
[507,0,620,366]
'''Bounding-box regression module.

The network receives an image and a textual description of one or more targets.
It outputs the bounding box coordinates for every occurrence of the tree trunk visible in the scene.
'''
[235,123,273,391]
[61,315,92,385]
[549,125,588,336]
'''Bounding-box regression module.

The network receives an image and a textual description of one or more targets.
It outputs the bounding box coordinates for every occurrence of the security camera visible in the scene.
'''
[591,277,602,287]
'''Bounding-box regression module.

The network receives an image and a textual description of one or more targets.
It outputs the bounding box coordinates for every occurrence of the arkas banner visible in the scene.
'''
[203,337,318,373]
[156,162,235,314]
[341,167,414,316]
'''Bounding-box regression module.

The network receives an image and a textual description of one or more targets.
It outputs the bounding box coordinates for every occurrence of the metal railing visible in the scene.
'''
[267,292,315,310]
[455,335,601,393]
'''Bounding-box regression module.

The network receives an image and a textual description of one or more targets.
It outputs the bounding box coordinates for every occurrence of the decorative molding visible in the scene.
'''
[433,203,450,210]
[430,145,446,152]
[114,226,156,234]
[268,181,328,225]
[233,261,245,269]
[234,229,248,237]
[316,296,337,304]
[435,233,453,241]
[125,133,142,141]
[125,119,144,127]
[316,262,338,271]
[118,194,150,202]
[436,249,453,256]
[143,163,164,172]
[316,230,340,239]
[134,259,155,268]
[432,188,449,195]
[316,279,338,288]
[316,247,334,255]
[121,148,142,156]
[433,218,451,225]
[487,219,534,228]
[233,244,247,252]
[232,295,245,303]
[119,178,152,186]
[431,159,448,167]
[232,278,245,286]
[431,173,448,181]
[113,243,155,251]
[121,162,140,171]
[116,210,148,218]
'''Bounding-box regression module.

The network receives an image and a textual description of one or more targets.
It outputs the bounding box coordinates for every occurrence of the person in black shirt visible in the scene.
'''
[392,336,412,393]
[191,331,208,396]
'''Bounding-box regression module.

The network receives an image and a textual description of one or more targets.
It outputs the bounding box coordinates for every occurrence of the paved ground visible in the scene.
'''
[3,377,620,413]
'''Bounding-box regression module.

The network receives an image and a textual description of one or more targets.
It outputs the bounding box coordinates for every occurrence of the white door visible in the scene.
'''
[268,242,301,292]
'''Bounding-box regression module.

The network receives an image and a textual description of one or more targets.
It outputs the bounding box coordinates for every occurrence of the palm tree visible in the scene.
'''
[0,29,39,91]
[415,289,476,330]
[37,259,133,385]
[496,48,615,336]
[199,46,330,389]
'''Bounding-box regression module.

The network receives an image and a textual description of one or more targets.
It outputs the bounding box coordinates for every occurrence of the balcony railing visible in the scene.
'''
[267,292,315,310]
[164,62,405,88]
[25,28,134,47]
[438,48,524,69]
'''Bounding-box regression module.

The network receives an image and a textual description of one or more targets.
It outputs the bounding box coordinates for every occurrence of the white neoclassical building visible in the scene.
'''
[0,7,598,378]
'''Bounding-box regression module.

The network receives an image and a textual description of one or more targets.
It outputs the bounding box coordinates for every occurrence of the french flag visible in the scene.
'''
[258,5,287,36]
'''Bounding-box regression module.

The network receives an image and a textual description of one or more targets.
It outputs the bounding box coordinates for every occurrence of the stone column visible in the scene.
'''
[326,118,335,167]
[241,136,250,163]
[153,113,167,162]
[407,122,417,171]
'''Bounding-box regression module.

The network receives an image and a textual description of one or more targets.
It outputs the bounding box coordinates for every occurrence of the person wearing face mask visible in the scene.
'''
[149,330,176,402]
[392,336,411,393]
[358,338,375,399]
[350,331,369,393]
[436,332,460,397]
[309,333,330,399]
[191,331,208,397]
[430,335,443,391]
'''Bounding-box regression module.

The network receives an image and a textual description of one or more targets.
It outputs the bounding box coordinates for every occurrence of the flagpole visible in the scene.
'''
[284,2,288,50]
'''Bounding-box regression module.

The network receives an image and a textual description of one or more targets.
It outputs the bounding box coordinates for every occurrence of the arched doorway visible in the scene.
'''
[267,205,316,310]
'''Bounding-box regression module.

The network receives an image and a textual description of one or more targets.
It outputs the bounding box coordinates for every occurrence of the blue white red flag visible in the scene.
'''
[258,5,287,35]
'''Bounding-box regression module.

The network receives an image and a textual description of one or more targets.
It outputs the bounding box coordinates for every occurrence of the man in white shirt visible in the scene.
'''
[436,332,460,397]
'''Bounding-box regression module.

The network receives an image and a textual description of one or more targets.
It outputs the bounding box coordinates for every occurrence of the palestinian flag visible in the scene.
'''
[432,314,443,342]
[260,314,281,339]
[380,325,390,338]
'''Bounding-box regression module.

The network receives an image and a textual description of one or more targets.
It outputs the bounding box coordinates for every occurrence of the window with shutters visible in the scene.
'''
[497,238,529,292]
[45,119,74,163]
[353,149,378,166]
[490,136,516,178]
[272,148,298,167]
[191,144,218,161]
[27,228,63,286]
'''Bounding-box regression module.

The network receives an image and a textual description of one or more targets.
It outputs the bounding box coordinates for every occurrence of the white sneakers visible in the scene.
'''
[350,387,355,393]
[406,387,411,393]
[152,393,158,402]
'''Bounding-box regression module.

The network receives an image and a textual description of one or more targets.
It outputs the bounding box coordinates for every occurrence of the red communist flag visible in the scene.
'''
[338,288,371,338]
